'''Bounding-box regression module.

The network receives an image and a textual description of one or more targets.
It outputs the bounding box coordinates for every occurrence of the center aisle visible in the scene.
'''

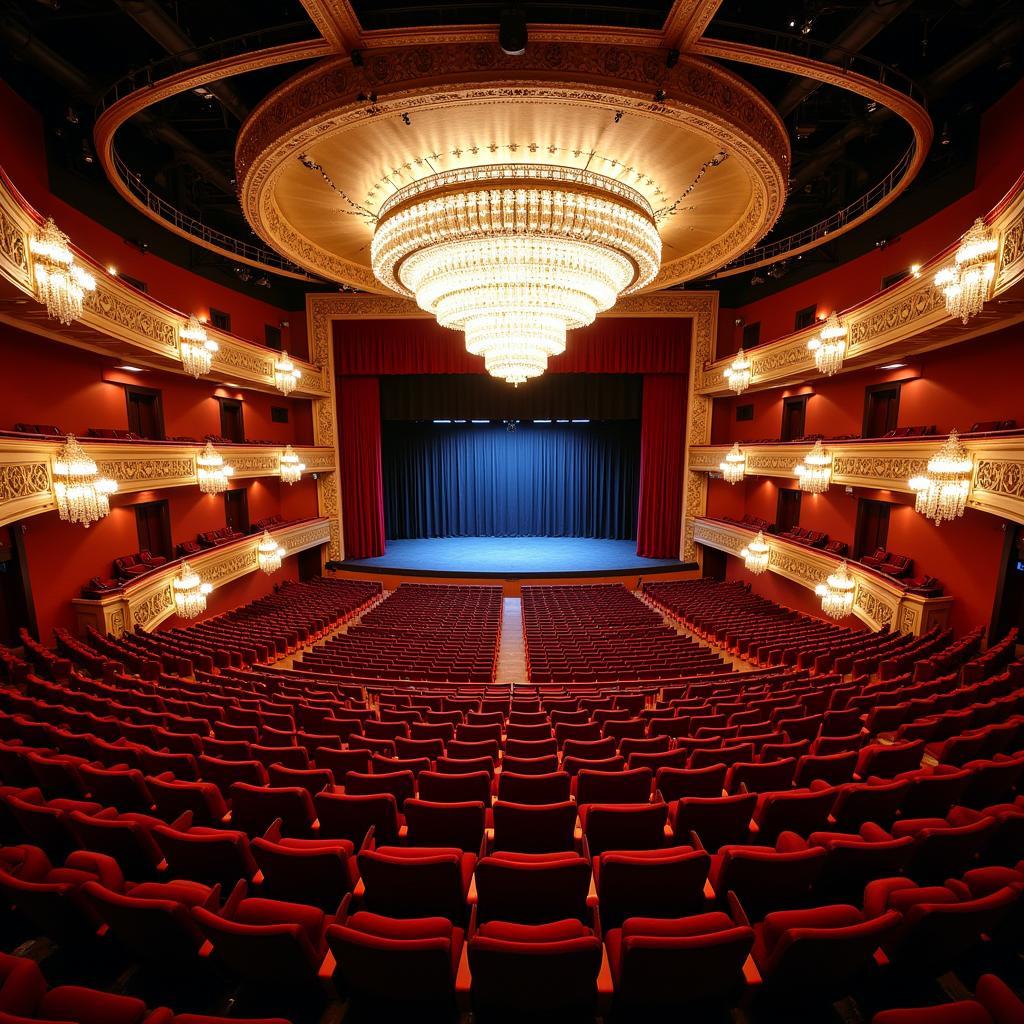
[496,596,527,687]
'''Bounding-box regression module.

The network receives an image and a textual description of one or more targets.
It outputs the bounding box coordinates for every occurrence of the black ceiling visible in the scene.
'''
[0,0,1020,312]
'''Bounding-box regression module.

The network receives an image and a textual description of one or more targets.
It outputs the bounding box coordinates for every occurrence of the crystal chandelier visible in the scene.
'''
[807,311,848,376]
[279,445,305,485]
[179,316,218,378]
[795,440,832,493]
[815,560,856,620]
[173,562,213,619]
[257,530,286,574]
[371,165,661,385]
[196,442,233,495]
[909,430,973,525]
[719,443,746,484]
[29,218,96,325]
[52,434,118,528]
[274,352,301,395]
[740,530,770,575]
[723,348,751,395]
[934,218,998,324]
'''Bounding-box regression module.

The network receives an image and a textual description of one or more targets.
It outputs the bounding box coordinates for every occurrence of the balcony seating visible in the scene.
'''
[251,514,285,533]
[881,425,937,438]
[12,423,63,437]
[175,540,202,558]
[777,526,828,548]
[113,552,167,582]
[198,527,246,548]
[86,427,142,440]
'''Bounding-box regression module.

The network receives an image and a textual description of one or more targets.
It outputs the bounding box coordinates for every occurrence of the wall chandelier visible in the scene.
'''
[197,442,233,495]
[257,530,286,574]
[173,562,213,619]
[180,316,218,378]
[908,430,973,525]
[52,434,117,528]
[723,347,751,394]
[280,445,305,484]
[815,560,856,620]
[371,165,661,385]
[807,311,848,376]
[719,442,746,484]
[740,530,770,575]
[275,351,301,395]
[795,440,832,493]
[30,218,96,325]
[934,218,998,324]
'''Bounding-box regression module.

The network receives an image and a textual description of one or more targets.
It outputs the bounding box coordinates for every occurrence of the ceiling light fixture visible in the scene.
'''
[279,445,305,484]
[180,315,218,378]
[740,531,770,575]
[908,430,973,525]
[257,531,286,574]
[30,218,96,325]
[197,442,233,495]
[371,165,660,385]
[723,348,751,394]
[795,440,832,493]
[807,311,848,376]
[719,442,746,484]
[274,351,301,394]
[52,434,117,528]
[934,218,998,324]
[173,562,213,619]
[815,561,856,619]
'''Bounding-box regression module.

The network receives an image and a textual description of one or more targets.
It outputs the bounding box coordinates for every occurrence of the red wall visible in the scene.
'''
[718,79,1024,355]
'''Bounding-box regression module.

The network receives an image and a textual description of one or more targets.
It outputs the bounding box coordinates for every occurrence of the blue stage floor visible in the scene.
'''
[342,537,684,575]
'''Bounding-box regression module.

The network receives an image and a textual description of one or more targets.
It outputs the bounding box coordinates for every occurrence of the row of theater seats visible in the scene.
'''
[522,585,731,683]
[293,584,502,684]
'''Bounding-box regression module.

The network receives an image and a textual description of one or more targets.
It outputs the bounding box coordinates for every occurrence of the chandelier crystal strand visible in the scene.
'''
[279,445,305,484]
[29,218,96,325]
[740,530,770,575]
[815,560,856,619]
[179,316,218,378]
[371,166,660,385]
[196,442,233,495]
[724,348,751,394]
[807,311,848,376]
[908,430,973,525]
[275,352,301,395]
[795,440,833,493]
[934,218,998,324]
[52,434,118,528]
[173,561,213,619]
[719,442,746,484]
[257,530,285,574]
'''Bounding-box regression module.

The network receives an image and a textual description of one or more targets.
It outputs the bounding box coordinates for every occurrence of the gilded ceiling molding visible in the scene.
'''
[0,437,334,530]
[697,167,1024,398]
[72,517,332,636]
[693,36,932,273]
[690,433,1024,528]
[691,517,952,635]
[663,0,727,51]
[297,0,362,51]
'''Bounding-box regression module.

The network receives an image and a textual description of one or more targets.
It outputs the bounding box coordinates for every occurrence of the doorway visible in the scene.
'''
[992,525,1024,642]
[776,488,802,534]
[863,383,901,438]
[298,547,322,581]
[126,386,165,440]
[0,526,35,644]
[224,488,249,534]
[854,498,891,559]
[219,398,245,443]
[700,546,727,581]
[781,396,808,442]
[134,500,172,560]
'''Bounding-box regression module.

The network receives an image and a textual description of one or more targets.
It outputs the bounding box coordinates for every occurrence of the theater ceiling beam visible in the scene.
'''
[0,15,234,197]
[662,0,726,51]
[297,0,362,52]
[774,0,914,117]
[788,15,1024,194]
[111,0,250,123]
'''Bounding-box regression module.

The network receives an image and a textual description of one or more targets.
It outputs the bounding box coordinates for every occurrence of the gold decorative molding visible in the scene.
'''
[0,437,334,530]
[0,170,326,397]
[690,433,1024,527]
[692,516,953,635]
[698,172,1024,397]
[72,517,332,636]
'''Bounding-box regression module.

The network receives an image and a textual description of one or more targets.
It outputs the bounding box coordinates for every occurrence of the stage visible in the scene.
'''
[337,536,692,579]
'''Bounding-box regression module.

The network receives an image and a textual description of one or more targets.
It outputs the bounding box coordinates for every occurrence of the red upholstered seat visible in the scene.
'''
[492,800,577,854]
[595,846,710,929]
[358,845,474,921]
[417,770,491,805]
[315,790,400,845]
[403,799,486,852]
[251,834,357,911]
[153,824,257,889]
[670,792,756,850]
[475,850,591,925]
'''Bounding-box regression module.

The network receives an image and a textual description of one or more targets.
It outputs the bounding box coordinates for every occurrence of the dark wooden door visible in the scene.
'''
[854,499,891,559]
[224,489,249,534]
[781,397,807,442]
[863,384,901,438]
[777,488,802,533]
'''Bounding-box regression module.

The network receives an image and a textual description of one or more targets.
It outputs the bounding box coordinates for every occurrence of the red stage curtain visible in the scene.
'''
[339,376,386,559]
[636,375,688,559]
[333,317,690,375]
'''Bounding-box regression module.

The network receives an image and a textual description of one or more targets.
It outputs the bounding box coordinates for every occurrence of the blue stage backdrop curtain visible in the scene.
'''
[636,375,687,559]
[382,421,640,540]
[339,377,386,559]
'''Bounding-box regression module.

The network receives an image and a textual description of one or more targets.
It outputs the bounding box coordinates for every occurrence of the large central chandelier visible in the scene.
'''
[52,434,118,528]
[196,442,233,495]
[719,443,746,484]
[807,311,848,376]
[934,218,998,324]
[909,430,973,525]
[257,531,286,574]
[30,218,96,325]
[740,530,770,575]
[371,165,661,385]
[180,316,218,378]
[815,560,856,620]
[723,348,751,394]
[795,440,832,493]
[173,562,213,619]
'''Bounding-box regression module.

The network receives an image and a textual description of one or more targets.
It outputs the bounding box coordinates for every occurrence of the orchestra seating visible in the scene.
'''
[0,581,1021,1020]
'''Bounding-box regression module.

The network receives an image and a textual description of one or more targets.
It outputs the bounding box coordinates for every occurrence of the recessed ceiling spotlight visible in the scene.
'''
[879,363,907,370]
[117,365,144,372]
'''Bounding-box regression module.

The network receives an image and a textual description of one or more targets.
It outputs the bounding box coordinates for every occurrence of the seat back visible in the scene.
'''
[154,825,255,888]
[583,802,668,858]
[492,801,577,854]
[417,770,491,805]
[497,771,571,805]
[598,848,710,928]
[404,800,485,853]
[673,793,755,850]
[358,847,468,921]
[315,791,399,845]
[251,837,354,911]
[475,852,591,924]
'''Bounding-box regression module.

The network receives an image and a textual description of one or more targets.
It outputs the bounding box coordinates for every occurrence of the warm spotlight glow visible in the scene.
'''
[257,530,286,574]
[740,530,770,575]
[173,562,213,618]
[815,560,856,619]
[934,218,998,323]
[807,311,848,376]
[196,442,233,495]
[724,348,751,394]
[279,445,305,484]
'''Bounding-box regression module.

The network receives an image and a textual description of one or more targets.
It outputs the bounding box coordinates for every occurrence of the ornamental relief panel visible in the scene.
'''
[745,454,799,475]
[131,586,174,630]
[0,462,50,501]
[854,587,895,627]
[768,549,822,588]
[212,344,273,378]
[847,284,945,348]
[974,460,1024,501]
[95,457,196,484]
[83,287,178,354]
[0,204,30,287]
[226,455,280,475]
[830,454,928,484]
[997,208,1024,285]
